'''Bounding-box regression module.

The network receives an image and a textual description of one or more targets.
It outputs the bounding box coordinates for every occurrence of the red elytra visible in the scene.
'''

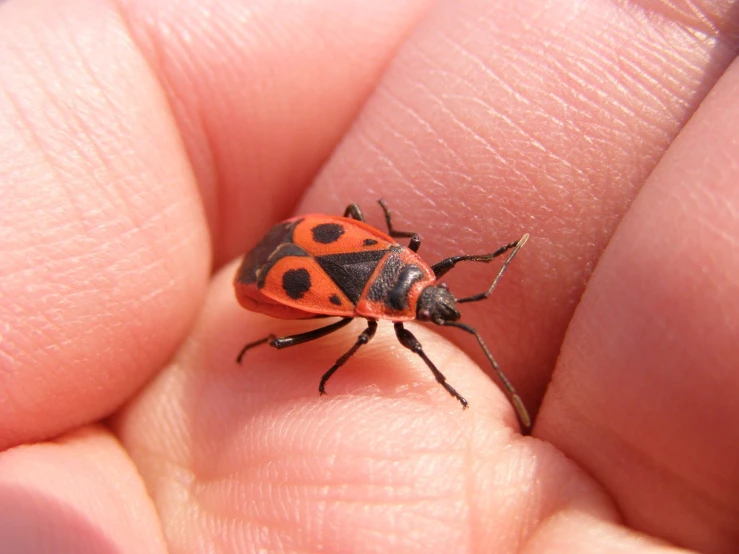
[234,200,530,428]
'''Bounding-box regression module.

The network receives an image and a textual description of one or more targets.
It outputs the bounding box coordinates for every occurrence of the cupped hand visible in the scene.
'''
[1,0,738,552]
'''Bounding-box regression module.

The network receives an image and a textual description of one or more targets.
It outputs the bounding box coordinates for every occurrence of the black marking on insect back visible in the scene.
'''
[329,294,342,306]
[363,239,378,246]
[367,249,424,310]
[316,249,389,304]
[388,265,425,310]
[312,223,345,244]
[256,243,310,289]
[282,268,312,299]
[367,250,402,302]
[237,219,301,285]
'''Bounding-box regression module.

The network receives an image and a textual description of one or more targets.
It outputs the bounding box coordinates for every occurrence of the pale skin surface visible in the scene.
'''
[0,0,738,552]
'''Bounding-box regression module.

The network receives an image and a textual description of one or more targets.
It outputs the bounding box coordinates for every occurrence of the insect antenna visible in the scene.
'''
[439,320,531,429]
[456,233,529,304]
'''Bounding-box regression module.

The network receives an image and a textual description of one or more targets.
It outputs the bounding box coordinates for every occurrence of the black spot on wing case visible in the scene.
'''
[311,222,345,244]
[256,244,311,289]
[282,268,312,299]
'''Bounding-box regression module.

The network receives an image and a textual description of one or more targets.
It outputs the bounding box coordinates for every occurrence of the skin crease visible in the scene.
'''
[0,0,737,553]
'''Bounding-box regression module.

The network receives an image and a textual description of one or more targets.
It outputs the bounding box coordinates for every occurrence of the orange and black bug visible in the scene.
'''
[234,200,531,428]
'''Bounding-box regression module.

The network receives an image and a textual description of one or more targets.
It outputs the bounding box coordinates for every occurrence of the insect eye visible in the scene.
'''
[419,309,431,321]
[438,282,449,290]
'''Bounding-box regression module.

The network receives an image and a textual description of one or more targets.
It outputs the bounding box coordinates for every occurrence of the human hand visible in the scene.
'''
[1,0,737,552]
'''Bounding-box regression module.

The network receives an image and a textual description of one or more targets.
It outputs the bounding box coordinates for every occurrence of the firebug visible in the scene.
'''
[234,200,530,428]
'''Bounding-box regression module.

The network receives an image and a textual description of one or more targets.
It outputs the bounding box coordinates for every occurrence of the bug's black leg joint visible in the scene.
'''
[269,335,293,348]
[318,319,378,396]
[408,234,421,252]
[377,199,422,251]
[343,204,365,222]
[393,322,468,409]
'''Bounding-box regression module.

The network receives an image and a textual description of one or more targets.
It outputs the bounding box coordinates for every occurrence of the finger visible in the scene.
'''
[0,0,210,448]
[120,0,435,264]
[537,60,739,553]
[0,0,431,448]
[114,263,644,553]
[297,0,739,412]
[0,426,165,552]
[522,516,692,554]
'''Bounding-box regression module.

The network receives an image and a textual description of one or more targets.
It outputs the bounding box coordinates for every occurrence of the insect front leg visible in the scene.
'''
[393,322,468,408]
[378,199,421,252]
[236,317,354,363]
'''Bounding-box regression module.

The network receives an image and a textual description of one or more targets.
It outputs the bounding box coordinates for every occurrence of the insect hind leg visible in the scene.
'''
[236,317,354,363]
[393,322,468,408]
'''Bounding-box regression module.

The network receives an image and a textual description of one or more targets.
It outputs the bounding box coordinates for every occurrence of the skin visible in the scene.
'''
[0,0,737,552]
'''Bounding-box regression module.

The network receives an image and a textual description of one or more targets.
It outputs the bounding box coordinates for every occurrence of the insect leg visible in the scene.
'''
[455,234,529,303]
[430,234,528,279]
[236,317,354,363]
[378,199,421,252]
[343,204,365,222]
[319,319,378,395]
[393,322,468,409]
